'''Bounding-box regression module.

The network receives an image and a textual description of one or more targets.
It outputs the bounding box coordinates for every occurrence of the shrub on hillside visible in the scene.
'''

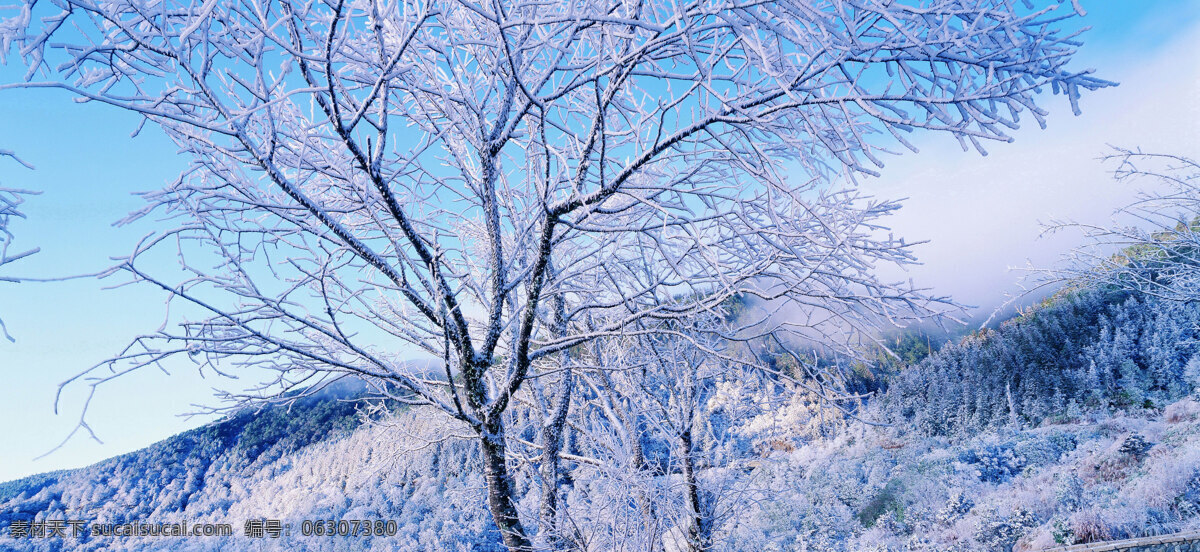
[935,491,974,526]
[1015,432,1077,467]
[973,507,1037,551]
[1165,399,1200,423]
[960,443,1025,483]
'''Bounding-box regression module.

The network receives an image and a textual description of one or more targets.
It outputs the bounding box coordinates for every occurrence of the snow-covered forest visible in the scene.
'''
[2,282,1200,551]
[0,0,1197,550]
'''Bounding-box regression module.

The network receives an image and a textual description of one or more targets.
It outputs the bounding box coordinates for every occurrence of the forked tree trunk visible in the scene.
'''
[479,419,532,552]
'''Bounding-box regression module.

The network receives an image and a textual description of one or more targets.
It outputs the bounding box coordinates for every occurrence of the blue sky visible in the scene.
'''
[864,1,1200,316]
[0,0,1198,483]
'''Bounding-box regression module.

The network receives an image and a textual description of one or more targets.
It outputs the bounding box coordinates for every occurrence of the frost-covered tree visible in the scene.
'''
[1,0,1110,547]
[1048,150,1200,302]
[560,321,730,551]
[0,151,37,341]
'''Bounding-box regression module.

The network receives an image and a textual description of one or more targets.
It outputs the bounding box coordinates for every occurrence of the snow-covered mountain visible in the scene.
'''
[2,287,1199,551]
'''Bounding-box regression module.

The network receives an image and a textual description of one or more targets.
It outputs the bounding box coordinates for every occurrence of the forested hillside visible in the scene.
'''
[2,282,1199,551]
[876,288,1200,435]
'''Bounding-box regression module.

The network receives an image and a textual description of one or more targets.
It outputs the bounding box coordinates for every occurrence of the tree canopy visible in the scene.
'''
[0,0,1113,547]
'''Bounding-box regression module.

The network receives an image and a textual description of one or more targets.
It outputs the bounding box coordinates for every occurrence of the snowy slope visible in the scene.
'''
[1,289,1199,551]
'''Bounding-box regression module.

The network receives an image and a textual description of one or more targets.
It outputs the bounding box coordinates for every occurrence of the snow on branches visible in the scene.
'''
[0,0,1111,547]
[1047,150,1200,303]
[0,150,37,341]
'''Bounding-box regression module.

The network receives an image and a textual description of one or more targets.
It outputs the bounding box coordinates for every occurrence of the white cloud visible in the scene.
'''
[860,22,1200,320]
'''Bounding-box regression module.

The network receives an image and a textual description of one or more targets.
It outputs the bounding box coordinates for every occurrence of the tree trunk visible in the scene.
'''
[630,416,662,552]
[680,427,711,552]
[479,419,532,552]
[538,372,573,550]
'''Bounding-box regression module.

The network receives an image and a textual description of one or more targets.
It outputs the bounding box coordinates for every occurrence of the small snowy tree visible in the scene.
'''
[1,0,1110,547]
[1047,150,1200,302]
[1183,355,1200,397]
[566,320,728,551]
